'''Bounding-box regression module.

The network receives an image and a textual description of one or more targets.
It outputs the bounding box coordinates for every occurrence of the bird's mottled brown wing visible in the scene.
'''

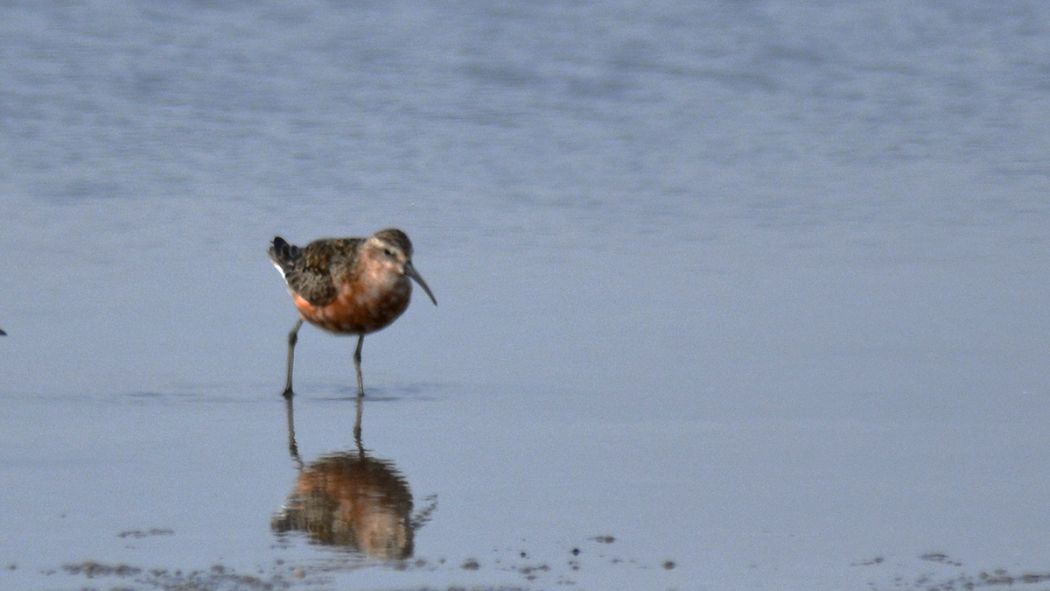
[270,237,364,306]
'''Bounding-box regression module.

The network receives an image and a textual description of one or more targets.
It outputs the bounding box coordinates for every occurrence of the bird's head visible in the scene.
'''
[367,229,437,306]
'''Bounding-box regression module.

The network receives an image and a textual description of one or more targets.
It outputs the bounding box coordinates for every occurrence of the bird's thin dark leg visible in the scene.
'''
[353,334,365,397]
[283,318,304,398]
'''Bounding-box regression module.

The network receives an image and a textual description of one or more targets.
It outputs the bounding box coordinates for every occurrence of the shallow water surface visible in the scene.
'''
[3,1,1050,590]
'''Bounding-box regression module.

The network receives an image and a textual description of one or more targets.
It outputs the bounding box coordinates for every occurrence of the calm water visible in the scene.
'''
[2,1,1050,590]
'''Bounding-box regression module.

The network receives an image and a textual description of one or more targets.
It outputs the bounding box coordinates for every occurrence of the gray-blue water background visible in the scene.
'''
[2,2,1050,589]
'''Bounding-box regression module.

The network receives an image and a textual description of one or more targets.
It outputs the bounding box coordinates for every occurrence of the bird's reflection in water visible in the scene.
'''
[272,397,436,560]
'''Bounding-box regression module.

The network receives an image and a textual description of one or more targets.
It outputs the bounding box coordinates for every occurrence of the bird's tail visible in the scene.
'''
[268,236,302,278]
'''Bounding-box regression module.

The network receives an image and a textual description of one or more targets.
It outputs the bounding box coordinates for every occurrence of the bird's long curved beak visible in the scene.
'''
[405,261,438,306]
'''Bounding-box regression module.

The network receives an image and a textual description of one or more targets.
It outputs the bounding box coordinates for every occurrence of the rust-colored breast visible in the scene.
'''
[294,279,411,335]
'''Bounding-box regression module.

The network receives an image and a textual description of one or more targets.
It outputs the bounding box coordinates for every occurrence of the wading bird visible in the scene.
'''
[269,229,436,397]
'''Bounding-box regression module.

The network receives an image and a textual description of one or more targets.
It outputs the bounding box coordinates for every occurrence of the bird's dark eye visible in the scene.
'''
[383,248,395,257]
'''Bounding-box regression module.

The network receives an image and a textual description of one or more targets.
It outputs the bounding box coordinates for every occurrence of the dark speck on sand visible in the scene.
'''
[118,528,174,539]
[461,558,480,570]
[63,561,141,578]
